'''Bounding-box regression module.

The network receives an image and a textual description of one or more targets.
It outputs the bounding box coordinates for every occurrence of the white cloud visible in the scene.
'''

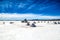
[27,4,36,10]
[18,3,26,8]
[0,13,60,20]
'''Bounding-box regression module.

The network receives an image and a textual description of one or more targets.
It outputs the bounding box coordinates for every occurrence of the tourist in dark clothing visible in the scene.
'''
[27,22,30,26]
[31,23,36,27]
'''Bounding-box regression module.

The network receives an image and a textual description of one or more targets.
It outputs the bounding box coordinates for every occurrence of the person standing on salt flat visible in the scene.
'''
[24,19,28,23]
[27,22,30,26]
[21,19,28,23]
[3,22,5,24]
[31,22,36,27]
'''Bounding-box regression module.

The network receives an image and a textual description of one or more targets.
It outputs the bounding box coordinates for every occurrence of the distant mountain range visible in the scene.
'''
[28,19,60,21]
[0,19,60,21]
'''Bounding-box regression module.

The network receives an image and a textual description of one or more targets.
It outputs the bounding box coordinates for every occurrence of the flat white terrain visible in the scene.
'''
[0,21,60,40]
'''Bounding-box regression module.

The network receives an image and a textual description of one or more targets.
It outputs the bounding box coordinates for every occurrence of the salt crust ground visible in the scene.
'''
[0,21,60,40]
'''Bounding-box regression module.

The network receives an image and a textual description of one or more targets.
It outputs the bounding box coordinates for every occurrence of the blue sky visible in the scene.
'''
[0,0,60,20]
